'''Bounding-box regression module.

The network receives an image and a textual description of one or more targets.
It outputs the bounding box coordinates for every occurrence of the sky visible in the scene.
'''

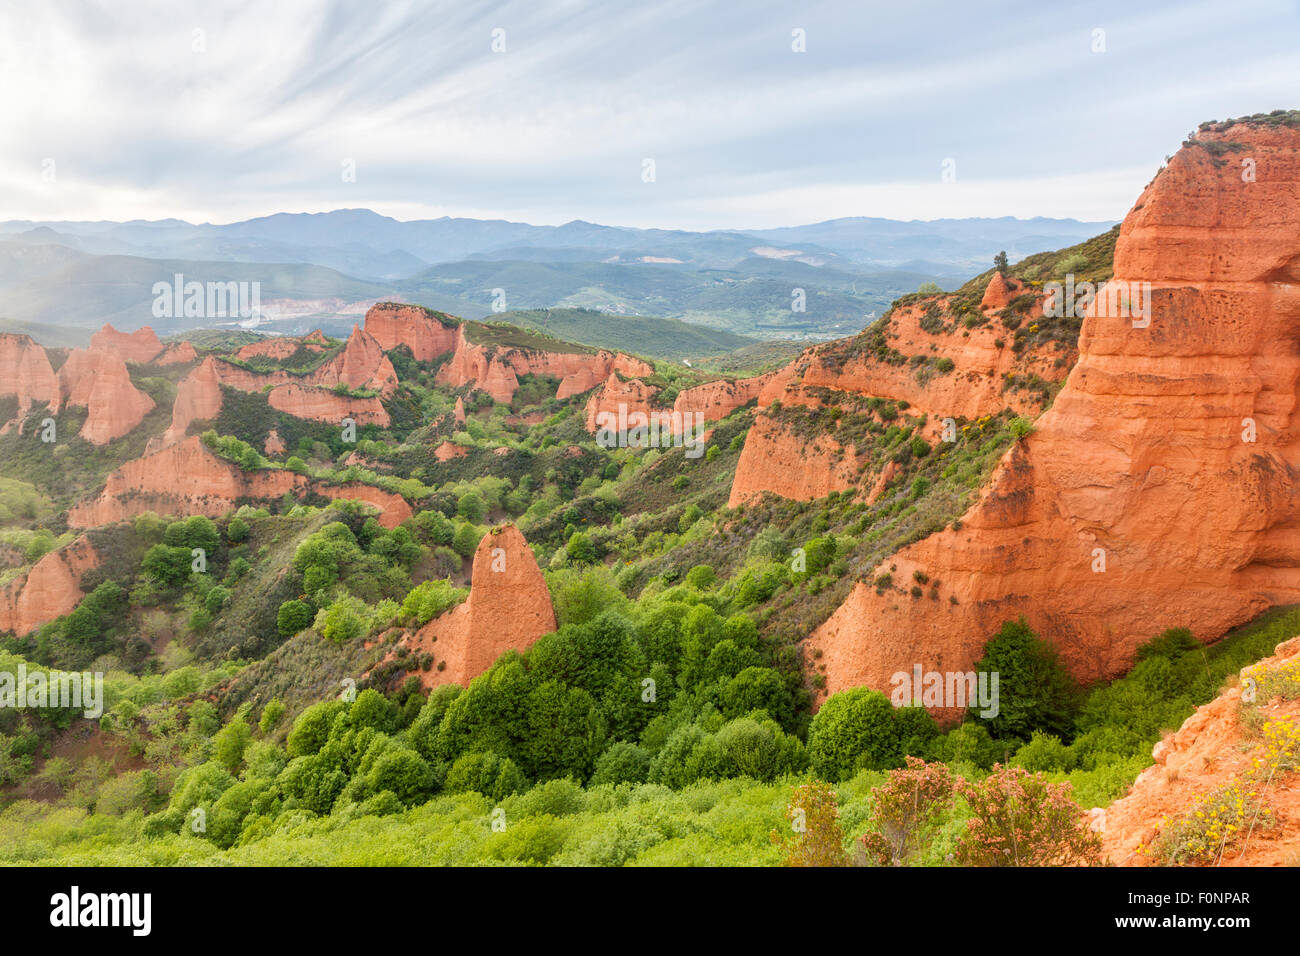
[1,0,1297,230]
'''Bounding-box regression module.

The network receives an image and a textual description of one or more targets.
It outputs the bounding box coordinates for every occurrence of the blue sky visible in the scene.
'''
[1,0,1297,228]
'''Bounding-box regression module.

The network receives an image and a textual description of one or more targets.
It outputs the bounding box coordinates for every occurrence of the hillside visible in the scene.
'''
[0,117,1296,871]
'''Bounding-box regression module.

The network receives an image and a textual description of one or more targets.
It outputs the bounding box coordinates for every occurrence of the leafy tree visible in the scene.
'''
[457,490,486,523]
[226,517,250,543]
[452,522,480,559]
[972,618,1079,741]
[213,716,252,773]
[807,687,901,780]
[276,599,314,638]
[366,749,434,806]
[994,250,1009,274]
[858,757,955,866]
[589,742,651,786]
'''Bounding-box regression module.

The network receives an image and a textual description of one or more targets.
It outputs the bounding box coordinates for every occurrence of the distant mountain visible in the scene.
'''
[0,209,1114,278]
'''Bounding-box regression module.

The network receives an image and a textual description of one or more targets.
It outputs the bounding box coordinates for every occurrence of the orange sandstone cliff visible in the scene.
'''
[0,333,58,430]
[0,536,99,636]
[90,324,164,364]
[805,121,1300,709]
[53,348,155,444]
[364,303,459,361]
[403,525,556,689]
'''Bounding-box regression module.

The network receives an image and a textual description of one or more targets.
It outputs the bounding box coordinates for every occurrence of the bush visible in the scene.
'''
[770,780,846,867]
[953,764,1102,866]
[276,599,315,638]
[858,757,955,866]
[807,688,901,781]
[972,618,1078,742]
[589,742,651,786]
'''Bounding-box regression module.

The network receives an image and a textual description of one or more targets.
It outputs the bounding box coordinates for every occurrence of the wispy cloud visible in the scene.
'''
[0,0,1296,227]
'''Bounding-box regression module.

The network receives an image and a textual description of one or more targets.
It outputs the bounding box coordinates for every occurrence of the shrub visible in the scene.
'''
[972,618,1078,742]
[858,757,955,866]
[276,599,315,638]
[589,742,651,786]
[807,688,901,781]
[770,780,846,867]
[953,764,1102,866]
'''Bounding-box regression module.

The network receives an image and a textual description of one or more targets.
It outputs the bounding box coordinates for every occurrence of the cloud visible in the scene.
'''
[0,0,1296,227]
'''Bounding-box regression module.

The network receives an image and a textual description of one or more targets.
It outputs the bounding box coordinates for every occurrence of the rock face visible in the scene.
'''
[267,383,389,427]
[313,483,412,529]
[156,341,199,365]
[235,338,300,362]
[68,436,306,527]
[1100,636,1300,867]
[90,324,163,364]
[729,291,1063,508]
[318,325,399,397]
[0,536,99,636]
[163,356,224,445]
[806,121,1300,711]
[408,525,557,688]
[0,334,57,429]
[54,349,155,444]
[364,303,460,361]
[980,272,1020,310]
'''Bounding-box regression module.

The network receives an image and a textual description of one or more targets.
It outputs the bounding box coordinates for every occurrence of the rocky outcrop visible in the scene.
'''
[728,285,1063,508]
[316,325,399,397]
[583,372,659,431]
[435,440,468,461]
[264,429,287,456]
[68,436,306,527]
[806,121,1300,711]
[313,483,412,529]
[364,303,459,362]
[728,414,866,504]
[980,272,1020,310]
[1100,637,1300,867]
[0,334,57,430]
[235,338,299,362]
[90,324,163,364]
[405,525,556,688]
[267,383,389,427]
[453,397,466,425]
[673,374,769,422]
[156,341,199,365]
[0,536,99,636]
[54,349,155,444]
[162,356,224,445]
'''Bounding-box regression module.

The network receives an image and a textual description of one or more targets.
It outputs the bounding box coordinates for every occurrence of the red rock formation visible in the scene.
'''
[364,303,459,362]
[729,286,1062,506]
[235,338,299,362]
[673,373,769,424]
[303,329,330,346]
[807,121,1300,712]
[435,326,520,403]
[156,340,199,365]
[453,397,466,425]
[435,440,468,461]
[0,535,99,636]
[980,272,1021,310]
[583,372,660,431]
[0,333,57,429]
[54,349,155,444]
[728,414,867,504]
[313,483,412,529]
[163,356,224,445]
[264,429,287,456]
[90,324,163,364]
[406,525,556,688]
[267,383,389,427]
[1101,636,1300,867]
[68,436,306,527]
[313,325,399,397]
